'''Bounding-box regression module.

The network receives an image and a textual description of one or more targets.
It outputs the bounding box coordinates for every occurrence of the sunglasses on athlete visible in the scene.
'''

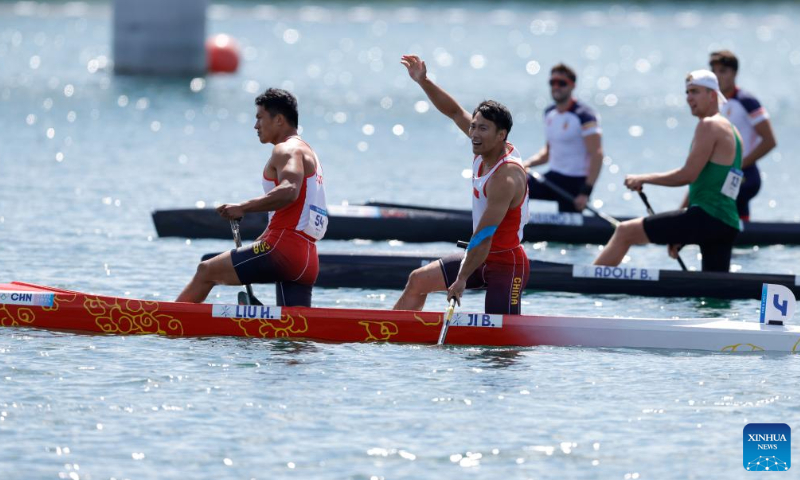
[549,79,570,87]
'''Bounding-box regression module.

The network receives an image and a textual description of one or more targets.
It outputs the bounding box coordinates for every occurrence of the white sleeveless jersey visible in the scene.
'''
[262,136,328,240]
[472,144,529,251]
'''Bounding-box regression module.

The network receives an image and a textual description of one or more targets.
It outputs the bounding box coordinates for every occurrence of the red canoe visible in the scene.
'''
[1,282,799,352]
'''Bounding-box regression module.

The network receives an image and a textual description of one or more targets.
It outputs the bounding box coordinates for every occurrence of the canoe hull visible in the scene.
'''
[2,282,799,352]
[193,251,800,301]
[152,203,800,246]
[313,252,800,300]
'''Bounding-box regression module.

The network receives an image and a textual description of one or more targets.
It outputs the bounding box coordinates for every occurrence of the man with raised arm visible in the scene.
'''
[523,63,604,212]
[593,71,742,272]
[710,50,777,221]
[393,55,530,314]
[176,88,328,305]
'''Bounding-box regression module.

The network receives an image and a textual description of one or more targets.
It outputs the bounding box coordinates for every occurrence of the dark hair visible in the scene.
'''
[255,88,299,128]
[709,50,739,72]
[472,100,513,139]
[550,63,577,83]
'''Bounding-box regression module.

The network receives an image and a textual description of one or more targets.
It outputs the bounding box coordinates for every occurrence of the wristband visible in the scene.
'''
[579,183,593,196]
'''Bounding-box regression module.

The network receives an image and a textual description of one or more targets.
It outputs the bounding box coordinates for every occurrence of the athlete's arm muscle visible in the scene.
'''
[461,168,520,279]
[625,120,718,190]
[240,145,305,213]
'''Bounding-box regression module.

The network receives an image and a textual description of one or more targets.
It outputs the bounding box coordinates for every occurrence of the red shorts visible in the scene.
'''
[230,229,318,306]
[439,245,529,314]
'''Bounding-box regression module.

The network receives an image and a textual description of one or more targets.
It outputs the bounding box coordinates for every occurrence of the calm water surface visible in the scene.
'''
[1,1,799,479]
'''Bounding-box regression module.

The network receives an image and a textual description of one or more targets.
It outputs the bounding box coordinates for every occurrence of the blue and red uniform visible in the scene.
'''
[721,88,769,219]
[528,99,601,212]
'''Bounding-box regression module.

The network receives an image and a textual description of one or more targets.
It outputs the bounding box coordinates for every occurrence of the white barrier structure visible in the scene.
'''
[113,0,207,75]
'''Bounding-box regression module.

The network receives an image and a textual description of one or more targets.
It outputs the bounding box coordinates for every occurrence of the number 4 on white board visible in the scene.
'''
[760,283,797,324]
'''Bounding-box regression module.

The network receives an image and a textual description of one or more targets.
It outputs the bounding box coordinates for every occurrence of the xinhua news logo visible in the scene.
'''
[743,423,791,471]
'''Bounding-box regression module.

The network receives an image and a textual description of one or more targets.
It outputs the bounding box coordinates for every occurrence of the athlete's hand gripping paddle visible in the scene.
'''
[437,254,466,346]
[437,238,476,345]
[230,219,263,306]
[437,226,497,345]
[637,190,688,272]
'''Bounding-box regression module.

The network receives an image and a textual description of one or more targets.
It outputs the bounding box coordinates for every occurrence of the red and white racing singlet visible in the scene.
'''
[472,143,529,255]
[262,136,328,241]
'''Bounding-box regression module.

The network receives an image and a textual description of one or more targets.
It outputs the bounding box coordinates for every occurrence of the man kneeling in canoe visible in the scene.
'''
[594,70,742,271]
[177,88,328,305]
[394,55,530,314]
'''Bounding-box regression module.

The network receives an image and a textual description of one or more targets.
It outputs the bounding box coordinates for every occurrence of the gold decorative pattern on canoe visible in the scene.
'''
[793,338,800,354]
[0,291,77,328]
[231,314,308,338]
[359,320,399,341]
[722,343,765,352]
[0,305,35,327]
[84,297,184,336]
[414,313,441,327]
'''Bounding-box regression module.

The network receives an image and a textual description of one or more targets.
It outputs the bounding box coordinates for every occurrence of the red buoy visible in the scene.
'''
[206,34,239,73]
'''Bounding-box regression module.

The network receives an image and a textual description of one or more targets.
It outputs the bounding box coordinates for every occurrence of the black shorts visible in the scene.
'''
[438,247,530,315]
[642,206,739,272]
[528,170,586,212]
[229,230,318,307]
[736,166,761,219]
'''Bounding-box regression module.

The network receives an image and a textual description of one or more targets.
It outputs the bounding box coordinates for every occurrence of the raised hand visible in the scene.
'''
[400,55,427,83]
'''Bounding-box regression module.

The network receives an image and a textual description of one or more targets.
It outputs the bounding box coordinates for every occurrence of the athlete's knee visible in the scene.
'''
[194,260,217,283]
[404,268,423,291]
[616,220,642,243]
[405,268,432,294]
[617,221,634,239]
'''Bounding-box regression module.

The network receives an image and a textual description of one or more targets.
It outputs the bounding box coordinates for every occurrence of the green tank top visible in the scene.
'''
[688,122,743,230]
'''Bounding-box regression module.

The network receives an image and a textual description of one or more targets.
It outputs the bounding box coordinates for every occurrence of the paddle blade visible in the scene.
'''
[237,291,250,306]
[237,291,263,306]
[437,300,456,345]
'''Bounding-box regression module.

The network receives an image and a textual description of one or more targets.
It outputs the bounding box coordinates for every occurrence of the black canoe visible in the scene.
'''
[153,201,800,246]
[198,251,799,300]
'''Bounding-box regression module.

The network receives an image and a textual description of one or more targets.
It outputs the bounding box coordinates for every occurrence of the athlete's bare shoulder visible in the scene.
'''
[706,114,733,141]
[274,136,312,158]
[271,136,316,176]
[267,141,290,163]
[693,115,726,143]
[498,159,527,176]
[493,162,528,195]
[694,114,736,165]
